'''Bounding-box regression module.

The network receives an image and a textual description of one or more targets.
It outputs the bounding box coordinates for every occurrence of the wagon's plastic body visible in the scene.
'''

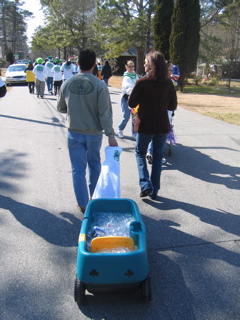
[74,198,151,303]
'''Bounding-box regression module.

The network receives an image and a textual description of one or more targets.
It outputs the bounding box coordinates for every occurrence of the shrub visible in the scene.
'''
[208,77,218,86]
[193,76,202,85]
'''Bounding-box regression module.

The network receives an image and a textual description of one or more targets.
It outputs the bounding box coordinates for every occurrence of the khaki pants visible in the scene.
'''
[35,78,45,97]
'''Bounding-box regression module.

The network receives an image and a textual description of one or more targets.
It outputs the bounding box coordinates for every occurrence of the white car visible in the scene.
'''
[5,64,27,85]
[16,59,29,64]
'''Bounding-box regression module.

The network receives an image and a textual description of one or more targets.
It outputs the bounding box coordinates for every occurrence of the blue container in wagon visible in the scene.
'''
[74,198,151,304]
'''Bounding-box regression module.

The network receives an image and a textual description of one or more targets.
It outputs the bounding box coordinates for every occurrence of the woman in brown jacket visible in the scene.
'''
[128,51,177,200]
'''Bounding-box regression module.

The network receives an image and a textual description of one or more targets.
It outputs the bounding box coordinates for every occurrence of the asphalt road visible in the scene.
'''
[0,83,240,320]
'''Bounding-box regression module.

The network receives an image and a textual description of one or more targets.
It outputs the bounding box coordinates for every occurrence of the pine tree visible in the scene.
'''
[35,0,96,58]
[93,0,155,75]
[170,0,200,91]
[153,0,174,61]
[6,48,14,64]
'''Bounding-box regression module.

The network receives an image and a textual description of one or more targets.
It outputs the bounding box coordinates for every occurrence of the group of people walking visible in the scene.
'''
[56,49,177,213]
[25,56,80,98]
[25,57,113,99]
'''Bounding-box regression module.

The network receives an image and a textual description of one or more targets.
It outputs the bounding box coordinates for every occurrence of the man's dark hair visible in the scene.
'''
[78,49,96,71]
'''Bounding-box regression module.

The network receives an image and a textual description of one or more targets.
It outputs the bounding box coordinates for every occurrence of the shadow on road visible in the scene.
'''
[164,143,240,190]
[0,194,80,247]
[0,114,65,128]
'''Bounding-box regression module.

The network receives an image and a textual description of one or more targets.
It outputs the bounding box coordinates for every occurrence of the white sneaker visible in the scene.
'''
[118,130,124,138]
[162,158,166,164]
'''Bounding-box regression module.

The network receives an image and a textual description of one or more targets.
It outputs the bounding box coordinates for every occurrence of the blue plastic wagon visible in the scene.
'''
[74,198,151,304]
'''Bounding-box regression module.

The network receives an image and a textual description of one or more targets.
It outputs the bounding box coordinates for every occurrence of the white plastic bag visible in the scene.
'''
[92,146,122,199]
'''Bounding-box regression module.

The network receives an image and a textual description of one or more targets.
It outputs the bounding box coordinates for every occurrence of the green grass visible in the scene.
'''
[183,80,240,96]
[183,85,240,96]
[179,80,240,126]
[203,113,240,126]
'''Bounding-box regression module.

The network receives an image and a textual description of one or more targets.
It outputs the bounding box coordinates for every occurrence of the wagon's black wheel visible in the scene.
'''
[140,276,152,303]
[74,277,86,304]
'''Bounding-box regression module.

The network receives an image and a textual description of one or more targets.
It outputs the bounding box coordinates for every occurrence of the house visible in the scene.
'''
[116,48,137,75]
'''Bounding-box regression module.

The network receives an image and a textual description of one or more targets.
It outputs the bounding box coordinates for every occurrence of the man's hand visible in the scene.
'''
[109,139,118,146]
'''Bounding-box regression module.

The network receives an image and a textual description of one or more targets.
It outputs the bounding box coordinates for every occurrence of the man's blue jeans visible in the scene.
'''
[135,132,168,194]
[118,95,134,134]
[68,130,103,207]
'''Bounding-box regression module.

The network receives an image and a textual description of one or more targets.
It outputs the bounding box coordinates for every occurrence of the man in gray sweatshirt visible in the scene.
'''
[57,49,118,213]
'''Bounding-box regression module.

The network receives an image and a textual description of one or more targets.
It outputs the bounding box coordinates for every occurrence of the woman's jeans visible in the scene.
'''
[118,95,134,134]
[68,130,103,207]
[135,132,168,194]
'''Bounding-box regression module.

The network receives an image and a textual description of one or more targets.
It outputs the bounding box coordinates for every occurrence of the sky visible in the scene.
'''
[22,0,45,44]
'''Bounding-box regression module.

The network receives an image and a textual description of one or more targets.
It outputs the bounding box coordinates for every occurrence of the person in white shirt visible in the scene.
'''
[118,60,138,139]
[45,56,54,94]
[73,62,80,75]
[33,58,48,98]
[51,59,63,95]
[60,59,75,81]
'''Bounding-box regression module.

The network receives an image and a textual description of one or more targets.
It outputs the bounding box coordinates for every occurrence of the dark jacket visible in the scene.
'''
[101,65,112,79]
[93,65,98,76]
[128,77,177,134]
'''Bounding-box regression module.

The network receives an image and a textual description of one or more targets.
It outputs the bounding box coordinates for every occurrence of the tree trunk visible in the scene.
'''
[178,73,185,92]
[11,4,17,54]
[227,78,231,89]
[1,0,8,57]
[136,48,145,76]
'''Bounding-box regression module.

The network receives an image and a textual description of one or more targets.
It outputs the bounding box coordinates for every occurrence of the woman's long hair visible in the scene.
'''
[146,51,168,81]
[26,62,33,70]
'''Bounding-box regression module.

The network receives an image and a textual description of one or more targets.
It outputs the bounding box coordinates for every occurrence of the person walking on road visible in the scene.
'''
[25,61,35,94]
[97,62,103,79]
[118,60,138,139]
[146,61,175,165]
[33,58,48,98]
[45,57,54,94]
[61,59,75,81]
[128,51,177,200]
[101,60,112,86]
[57,49,118,213]
[51,59,62,96]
